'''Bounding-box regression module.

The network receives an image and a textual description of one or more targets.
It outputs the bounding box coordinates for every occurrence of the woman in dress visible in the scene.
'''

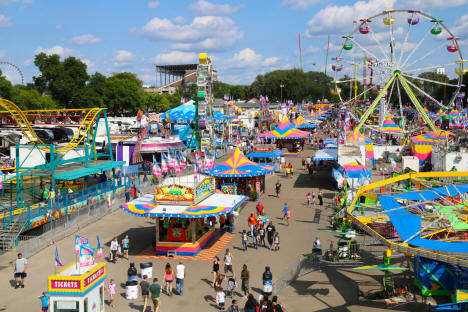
[212,256,220,287]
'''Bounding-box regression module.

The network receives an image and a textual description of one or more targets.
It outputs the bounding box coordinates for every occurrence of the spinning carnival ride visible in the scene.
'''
[332,9,465,133]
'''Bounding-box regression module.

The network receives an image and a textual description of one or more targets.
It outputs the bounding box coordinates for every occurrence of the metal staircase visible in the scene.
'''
[0,213,29,250]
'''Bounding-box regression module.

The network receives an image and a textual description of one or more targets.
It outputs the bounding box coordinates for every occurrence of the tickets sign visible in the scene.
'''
[48,262,107,294]
[253,145,275,152]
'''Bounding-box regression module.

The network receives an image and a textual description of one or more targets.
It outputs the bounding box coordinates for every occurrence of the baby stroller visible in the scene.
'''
[226,277,237,298]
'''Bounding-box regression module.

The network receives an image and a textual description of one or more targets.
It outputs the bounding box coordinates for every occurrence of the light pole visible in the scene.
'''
[280,84,284,103]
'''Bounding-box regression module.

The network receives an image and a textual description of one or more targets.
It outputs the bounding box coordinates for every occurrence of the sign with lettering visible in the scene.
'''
[253,145,275,152]
[195,178,215,199]
[48,262,107,294]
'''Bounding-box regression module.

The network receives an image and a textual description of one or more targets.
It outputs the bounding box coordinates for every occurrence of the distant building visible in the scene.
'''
[154,64,217,94]
[436,67,445,75]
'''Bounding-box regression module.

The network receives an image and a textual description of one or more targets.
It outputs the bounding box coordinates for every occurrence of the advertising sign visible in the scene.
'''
[195,178,215,199]
[155,185,194,202]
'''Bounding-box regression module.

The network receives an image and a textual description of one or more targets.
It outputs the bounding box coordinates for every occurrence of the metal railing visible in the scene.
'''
[272,256,320,296]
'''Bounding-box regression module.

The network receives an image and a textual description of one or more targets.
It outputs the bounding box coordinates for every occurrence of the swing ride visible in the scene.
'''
[332,9,465,134]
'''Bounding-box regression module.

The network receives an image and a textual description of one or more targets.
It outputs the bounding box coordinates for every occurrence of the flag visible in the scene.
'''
[365,139,375,167]
[204,148,213,169]
[174,152,182,174]
[358,174,366,186]
[153,163,162,178]
[194,162,198,180]
[224,94,229,101]
[179,150,187,168]
[195,150,203,170]
[96,236,103,258]
[75,235,88,255]
[55,246,64,267]
[79,244,95,267]
[389,156,398,171]
[161,153,169,173]
[0,171,3,190]
[168,148,175,168]
[332,169,345,188]
[265,96,269,103]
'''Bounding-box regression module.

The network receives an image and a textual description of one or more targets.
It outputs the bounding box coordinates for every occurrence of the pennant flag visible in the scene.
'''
[79,244,95,267]
[332,169,345,188]
[365,139,375,167]
[168,148,176,168]
[194,162,199,180]
[96,236,103,258]
[75,235,88,255]
[161,153,169,173]
[389,156,398,171]
[174,152,182,174]
[55,246,64,267]
[358,174,366,186]
[179,150,187,168]
[224,94,230,101]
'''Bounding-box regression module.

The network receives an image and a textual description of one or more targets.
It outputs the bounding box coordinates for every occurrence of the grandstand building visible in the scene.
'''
[154,64,217,94]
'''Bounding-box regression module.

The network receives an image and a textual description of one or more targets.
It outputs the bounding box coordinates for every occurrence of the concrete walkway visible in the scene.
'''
[0,144,424,311]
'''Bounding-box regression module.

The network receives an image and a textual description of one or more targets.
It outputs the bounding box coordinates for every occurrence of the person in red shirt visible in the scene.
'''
[256,202,264,216]
[248,213,257,238]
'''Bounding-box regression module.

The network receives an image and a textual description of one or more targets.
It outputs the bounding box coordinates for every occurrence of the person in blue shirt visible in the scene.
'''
[38,292,49,312]
[282,203,288,220]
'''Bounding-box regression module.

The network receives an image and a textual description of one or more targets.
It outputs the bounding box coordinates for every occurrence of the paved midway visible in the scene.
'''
[0,145,425,311]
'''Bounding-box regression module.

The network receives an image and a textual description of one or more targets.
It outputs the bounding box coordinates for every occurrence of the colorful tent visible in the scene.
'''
[365,139,375,167]
[410,130,455,163]
[259,119,310,139]
[380,116,403,133]
[294,115,317,129]
[206,147,276,177]
[342,162,372,179]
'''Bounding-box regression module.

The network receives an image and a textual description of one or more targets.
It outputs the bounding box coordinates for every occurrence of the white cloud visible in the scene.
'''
[451,14,468,45]
[24,58,33,66]
[306,0,396,37]
[147,1,160,8]
[82,59,94,68]
[188,0,242,16]
[153,51,197,64]
[232,48,262,67]
[173,16,186,24]
[70,34,102,46]
[0,14,12,27]
[303,45,320,55]
[263,57,280,66]
[35,45,72,57]
[282,0,322,8]
[136,16,242,51]
[112,50,135,67]
[114,50,134,62]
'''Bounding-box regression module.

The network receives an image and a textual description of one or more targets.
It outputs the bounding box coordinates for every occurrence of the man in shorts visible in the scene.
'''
[223,248,234,276]
[240,264,250,298]
[14,253,28,288]
[140,275,150,312]
[150,277,161,312]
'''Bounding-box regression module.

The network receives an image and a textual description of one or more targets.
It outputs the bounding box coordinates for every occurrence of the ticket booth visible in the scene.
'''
[47,262,107,312]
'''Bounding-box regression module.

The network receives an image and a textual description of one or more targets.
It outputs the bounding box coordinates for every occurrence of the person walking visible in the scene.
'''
[286,206,291,226]
[150,278,161,312]
[244,294,260,312]
[290,163,294,177]
[223,248,234,276]
[266,221,276,251]
[318,189,323,206]
[164,263,174,296]
[110,237,119,263]
[140,275,150,312]
[228,212,235,234]
[312,191,316,206]
[282,203,288,220]
[240,264,250,298]
[241,230,248,251]
[212,256,220,287]
[272,295,284,312]
[38,291,49,312]
[125,188,130,202]
[274,232,280,251]
[175,260,185,296]
[106,279,116,307]
[255,202,264,216]
[121,235,130,260]
[252,226,258,250]
[259,225,265,247]
[306,192,311,207]
[275,181,281,198]
[226,299,239,312]
[216,287,226,311]
[248,213,256,238]
[14,253,28,288]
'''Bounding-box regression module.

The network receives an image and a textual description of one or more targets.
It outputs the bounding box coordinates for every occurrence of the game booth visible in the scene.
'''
[258,118,310,153]
[47,262,107,312]
[204,147,275,200]
[121,174,246,256]
[246,144,282,165]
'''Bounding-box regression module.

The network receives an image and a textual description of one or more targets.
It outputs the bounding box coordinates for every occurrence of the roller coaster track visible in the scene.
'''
[0,99,105,153]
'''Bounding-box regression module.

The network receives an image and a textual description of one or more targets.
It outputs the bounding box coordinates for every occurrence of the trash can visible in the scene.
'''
[125,280,138,299]
[140,262,153,279]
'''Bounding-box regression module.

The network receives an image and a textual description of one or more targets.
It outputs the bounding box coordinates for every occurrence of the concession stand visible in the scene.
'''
[47,262,107,312]
[121,174,246,256]
[205,147,275,200]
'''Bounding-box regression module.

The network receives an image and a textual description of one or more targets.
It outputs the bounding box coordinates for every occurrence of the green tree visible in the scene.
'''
[103,72,145,113]
[0,69,14,100]
[33,53,89,108]
[11,87,57,110]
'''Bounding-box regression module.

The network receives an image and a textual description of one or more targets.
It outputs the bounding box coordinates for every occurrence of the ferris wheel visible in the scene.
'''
[332,9,466,133]
[0,61,24,85]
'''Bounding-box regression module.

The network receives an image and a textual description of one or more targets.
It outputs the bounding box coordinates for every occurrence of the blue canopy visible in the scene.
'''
[246,150,282,158]
[313,149,337,161]
[162,102,229,121]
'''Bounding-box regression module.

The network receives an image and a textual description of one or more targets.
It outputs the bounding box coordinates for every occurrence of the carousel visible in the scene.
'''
[204,147,275,201]
[121,174,246,256]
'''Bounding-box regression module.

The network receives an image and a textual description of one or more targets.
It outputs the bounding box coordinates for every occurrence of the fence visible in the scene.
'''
[272,256,320,296]
[16,179,151,258]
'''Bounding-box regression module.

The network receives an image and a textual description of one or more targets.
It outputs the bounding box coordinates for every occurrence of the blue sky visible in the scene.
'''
[0,0,466,86]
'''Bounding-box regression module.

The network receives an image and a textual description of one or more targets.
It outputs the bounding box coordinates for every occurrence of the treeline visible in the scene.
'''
[0,53,181,114]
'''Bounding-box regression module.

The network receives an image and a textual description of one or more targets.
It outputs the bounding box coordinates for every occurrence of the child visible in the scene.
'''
[38,292,50,312]
[259,226,265,247]
[107,279,116,307]
[241,230,248,251]
[312,191,316,206]
[306,193,311,207]
[286,207,291,226]
[274,232,280,251]
[216,287,226,311]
